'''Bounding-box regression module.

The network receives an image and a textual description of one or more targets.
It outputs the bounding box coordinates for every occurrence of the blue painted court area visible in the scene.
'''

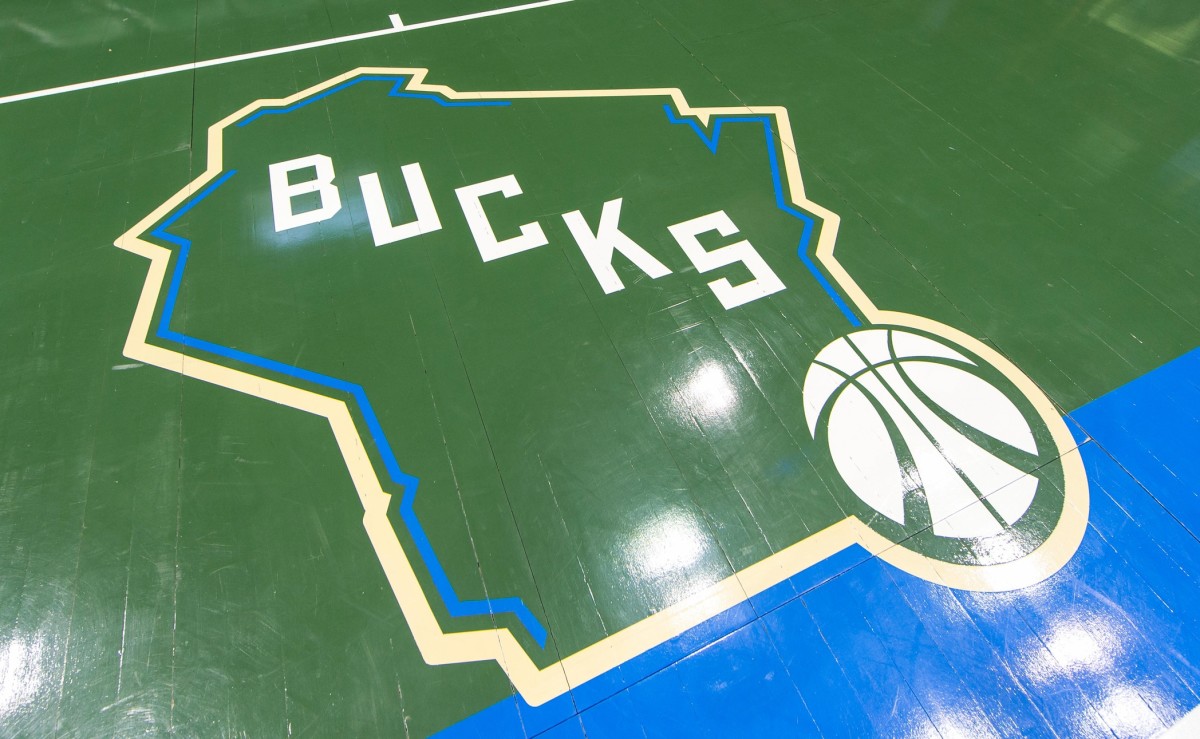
[441,347,1200,737]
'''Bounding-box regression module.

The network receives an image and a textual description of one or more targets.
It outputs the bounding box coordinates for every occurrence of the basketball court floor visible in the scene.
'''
[1,0,1198,735]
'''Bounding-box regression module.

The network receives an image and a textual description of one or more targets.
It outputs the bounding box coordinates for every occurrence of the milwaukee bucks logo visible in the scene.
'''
[116,68,1087,705]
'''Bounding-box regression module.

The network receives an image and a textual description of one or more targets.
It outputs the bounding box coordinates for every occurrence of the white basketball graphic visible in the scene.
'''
[802,328,1040,539]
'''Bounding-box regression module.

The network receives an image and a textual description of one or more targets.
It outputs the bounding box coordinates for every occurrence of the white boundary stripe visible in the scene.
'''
[0,0,572,107]
[114,68,1090,706]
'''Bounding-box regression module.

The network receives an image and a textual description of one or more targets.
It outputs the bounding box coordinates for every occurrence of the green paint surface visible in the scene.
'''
[0,0,1196,735]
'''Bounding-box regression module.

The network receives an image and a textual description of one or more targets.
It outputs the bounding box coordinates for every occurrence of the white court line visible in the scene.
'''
[0,0,573,107]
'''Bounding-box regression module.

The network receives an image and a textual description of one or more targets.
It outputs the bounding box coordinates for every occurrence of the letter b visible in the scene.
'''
[269,154,342,232]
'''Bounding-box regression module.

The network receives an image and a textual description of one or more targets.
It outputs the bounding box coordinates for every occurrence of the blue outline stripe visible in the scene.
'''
[152,176,547,647]
[664,105,862,326]
[237,75,393,127]
[385,80,511,107]
[237,76,511,127]
[153,79,544,647]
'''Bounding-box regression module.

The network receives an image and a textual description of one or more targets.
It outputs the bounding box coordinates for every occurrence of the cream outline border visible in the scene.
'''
[114,67,1089,706]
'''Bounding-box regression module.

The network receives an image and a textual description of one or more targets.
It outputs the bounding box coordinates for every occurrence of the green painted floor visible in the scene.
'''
[0,0,1197,736]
